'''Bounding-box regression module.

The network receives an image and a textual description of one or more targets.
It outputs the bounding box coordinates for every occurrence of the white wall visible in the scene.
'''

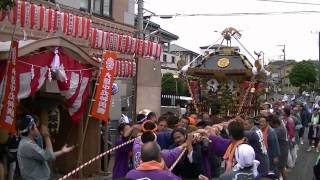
[160,52,179,69]
[124,0,135,26]
[56,0,80,9]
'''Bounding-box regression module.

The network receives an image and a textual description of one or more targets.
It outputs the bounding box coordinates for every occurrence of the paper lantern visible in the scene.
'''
[126,36,132,54]
[37,5,45,31]
[124,60,129,77]
[130,38,137,54]
[72,15,79,36]
[91,28,97,48]
[109,32,114,50]
[114,60,119,77]
[102,31,108,49]
[105,31,111,50]
[97,29,103,48]
[132,61,136,77]
[9,2,17,24]
[83,17,91,39]
[128,61,132,77]
[45,8,55,32]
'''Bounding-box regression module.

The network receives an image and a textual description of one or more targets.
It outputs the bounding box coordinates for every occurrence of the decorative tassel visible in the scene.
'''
[48,68,52,82]
[23,29,27,41]
[31,65,35,79]
[51,47,60,72]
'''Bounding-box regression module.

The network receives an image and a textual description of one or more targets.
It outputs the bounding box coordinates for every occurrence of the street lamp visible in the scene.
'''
[173,74,179,105]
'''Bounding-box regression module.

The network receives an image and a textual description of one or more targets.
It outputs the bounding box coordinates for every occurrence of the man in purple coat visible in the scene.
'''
[126,142,181,180]
[133,131,184,169]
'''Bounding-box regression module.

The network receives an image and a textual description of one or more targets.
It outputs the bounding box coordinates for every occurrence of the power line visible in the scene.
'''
[256,0,320,6]
[154,11,320,18]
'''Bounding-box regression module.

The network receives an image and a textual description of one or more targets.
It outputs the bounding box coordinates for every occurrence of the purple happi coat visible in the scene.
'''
[126,169,181,180]
[202,134,230,179]
[112,137,133,180]
[133,138,182,168]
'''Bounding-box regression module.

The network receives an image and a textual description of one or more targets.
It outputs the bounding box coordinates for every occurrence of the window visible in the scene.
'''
[93,0,112,17]
[171,56,175,63]
[163,54,167,62]
[80,0,90,11]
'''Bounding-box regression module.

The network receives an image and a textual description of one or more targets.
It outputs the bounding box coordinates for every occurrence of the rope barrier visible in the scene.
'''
[169,148,187,171]
[59,137,137,180]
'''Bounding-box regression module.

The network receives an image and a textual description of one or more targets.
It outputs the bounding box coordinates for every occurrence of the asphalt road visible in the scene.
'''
[288,140,318,180]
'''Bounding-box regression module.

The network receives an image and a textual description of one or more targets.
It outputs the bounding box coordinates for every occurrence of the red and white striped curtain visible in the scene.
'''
[0,51,93,123]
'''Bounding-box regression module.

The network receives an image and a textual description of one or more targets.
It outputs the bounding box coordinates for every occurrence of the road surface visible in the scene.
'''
[288,140,318,180]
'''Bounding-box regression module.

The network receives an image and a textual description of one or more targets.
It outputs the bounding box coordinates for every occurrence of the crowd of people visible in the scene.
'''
[1,98,320,180]
[111,99,320,180]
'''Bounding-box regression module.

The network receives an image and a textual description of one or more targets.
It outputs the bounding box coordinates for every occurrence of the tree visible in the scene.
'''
[0,0,14,11]
[161,73,189,96]
[289,61,317,91]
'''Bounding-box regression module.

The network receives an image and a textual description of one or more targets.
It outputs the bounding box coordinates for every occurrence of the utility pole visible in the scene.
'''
[133,0,144,122]
[318,32,320,64]
[137,0,144,39]
[277,44,286,94]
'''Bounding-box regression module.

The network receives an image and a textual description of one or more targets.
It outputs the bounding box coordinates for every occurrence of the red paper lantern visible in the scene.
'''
[128,61,132,77]
[132,61,136,77]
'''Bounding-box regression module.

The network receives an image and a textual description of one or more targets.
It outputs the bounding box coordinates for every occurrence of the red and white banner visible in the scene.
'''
[0,40,18,133]
[0,62,6,102]
[91,52,117,121]
[58,69,92,122]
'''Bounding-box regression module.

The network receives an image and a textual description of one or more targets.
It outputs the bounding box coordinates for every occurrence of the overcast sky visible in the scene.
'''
[143,0,320,64]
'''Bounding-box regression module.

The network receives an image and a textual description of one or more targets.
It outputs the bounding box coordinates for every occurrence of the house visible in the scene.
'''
[268,60,299,97]
[161,44,200,75]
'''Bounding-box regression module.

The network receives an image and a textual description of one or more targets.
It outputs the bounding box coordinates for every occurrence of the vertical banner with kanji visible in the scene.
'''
[0,40,18,133]
[90,52,117,121]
